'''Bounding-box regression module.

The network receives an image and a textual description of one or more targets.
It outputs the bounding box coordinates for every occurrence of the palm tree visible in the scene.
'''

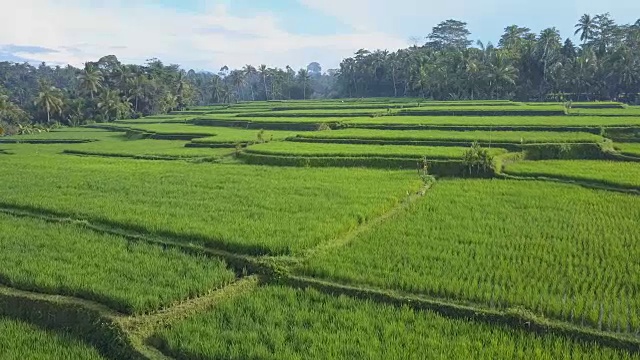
[258,64,269,100]
[243,65,257,100]
[34,82,63,124]
[97,89,122,122]
[575,14,596,44]
[487,52,517,99]
[297,69,311,100]
[127,75,146,112]
[228,70,245,102]
[77,64,103,99]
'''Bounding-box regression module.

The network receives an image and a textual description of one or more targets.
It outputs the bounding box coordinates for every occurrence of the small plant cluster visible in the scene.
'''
[418,157,436,186]
[462,141,494,176]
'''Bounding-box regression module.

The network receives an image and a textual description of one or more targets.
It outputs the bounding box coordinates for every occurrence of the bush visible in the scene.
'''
[462,142,494,177]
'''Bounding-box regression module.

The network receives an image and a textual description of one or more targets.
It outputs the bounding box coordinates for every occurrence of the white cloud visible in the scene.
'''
[0,0,408,70]
[297,0,640,44]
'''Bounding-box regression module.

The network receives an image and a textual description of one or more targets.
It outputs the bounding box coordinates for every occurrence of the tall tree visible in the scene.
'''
[426,19,472,50]
[77,64,103,99]
[34,82,63,124]
[297,69,311,100]
[574,14,596,44]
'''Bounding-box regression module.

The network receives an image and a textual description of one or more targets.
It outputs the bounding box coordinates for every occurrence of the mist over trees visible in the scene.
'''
[1,13,639,130]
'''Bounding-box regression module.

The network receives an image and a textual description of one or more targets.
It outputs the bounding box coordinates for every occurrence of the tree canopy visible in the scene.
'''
[1,13,639,130]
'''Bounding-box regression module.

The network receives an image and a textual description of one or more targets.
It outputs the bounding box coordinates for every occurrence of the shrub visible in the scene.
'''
[462,142,494,177]
[315,123,332,131]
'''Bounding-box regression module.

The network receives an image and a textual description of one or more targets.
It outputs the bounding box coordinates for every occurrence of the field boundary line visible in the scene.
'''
[62,149,222,163]
[496,173,640,195]
[119,276,260,360]
[302,183,431,259]
[279,275,640,354]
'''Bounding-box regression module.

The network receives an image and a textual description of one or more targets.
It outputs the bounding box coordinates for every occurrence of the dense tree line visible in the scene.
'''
[1,13,639,132]
[336,14,640,102]
[0,56,334,132]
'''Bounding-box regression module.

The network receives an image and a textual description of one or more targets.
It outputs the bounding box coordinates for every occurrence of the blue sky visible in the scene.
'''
[0,0,638,72]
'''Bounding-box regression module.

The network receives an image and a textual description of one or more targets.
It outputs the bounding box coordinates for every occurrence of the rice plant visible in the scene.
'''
[0,213,236,314]
[155,285,640,360]
[0,317,105,360]
[302,179,640,333]
[504,160,640,189]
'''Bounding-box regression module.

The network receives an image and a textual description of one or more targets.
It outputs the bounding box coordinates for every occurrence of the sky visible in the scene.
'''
[0,0,638,72]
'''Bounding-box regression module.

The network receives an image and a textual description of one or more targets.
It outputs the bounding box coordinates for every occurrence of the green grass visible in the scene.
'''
[114,114,194,124]
[302,179,640,332]
[570,108,640,116]
[62,133,233,159]
[2,128,115,141]
[0,213,236,314]
[155,285,639,360]
[294,129,603,144]
[503,160,640,189]
[615,143,640,157]
[95,123,299,144]
[245,142,507,159]
[0,152,421,255]
[0,317,105,360]
[342,115,640,127]
[196,115,347,123]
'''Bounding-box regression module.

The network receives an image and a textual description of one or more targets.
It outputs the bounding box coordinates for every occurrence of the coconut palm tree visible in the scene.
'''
[77,64,103,99]
[258,64,269,100]
[34,82,64,124]
[297,69,311,100]
[574,15,596,44]
[97,89,127,122]
[228,70,245,102]
[243,65,257,100]
[487,52,517,99]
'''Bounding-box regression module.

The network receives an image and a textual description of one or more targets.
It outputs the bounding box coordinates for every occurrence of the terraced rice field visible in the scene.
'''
[154,285,640,360]
[616,143,640,157]
[0,318,105,360]
[293,129,603,144]
[301,180,640,331]
[0,152,421,255]
[343,115,640,127]
[0,213,235,314]
[62,133,233,159]
[503,160,640,189]
[1,98,639,359]
[245,141,507,159]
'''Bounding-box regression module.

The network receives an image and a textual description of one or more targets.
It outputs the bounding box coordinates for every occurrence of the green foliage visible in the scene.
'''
[0,317,105,360]
[154,285,639,359]
[418,157,436,185]
[0,213,235,314]
[315,122,332,131]
[462,142,495,176]
[303,179,640,332]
